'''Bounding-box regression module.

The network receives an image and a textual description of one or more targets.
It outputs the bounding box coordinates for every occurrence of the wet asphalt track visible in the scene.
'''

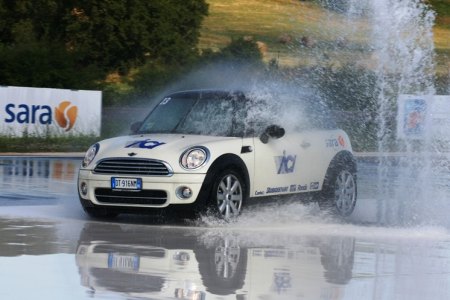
[1,156,450,300]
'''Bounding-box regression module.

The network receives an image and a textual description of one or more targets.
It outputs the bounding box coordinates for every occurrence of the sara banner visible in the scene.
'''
[0,86,102,137]
[397,94,450,140]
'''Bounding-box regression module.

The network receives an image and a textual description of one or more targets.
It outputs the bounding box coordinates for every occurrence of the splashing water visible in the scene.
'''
[367,0,439,225]
[191,0,445,229]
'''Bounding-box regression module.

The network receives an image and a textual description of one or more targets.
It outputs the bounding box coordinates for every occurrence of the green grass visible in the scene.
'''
[0,135,98,153]
[199,0,450,73]
[429,0,450,28]
[199,0,370,66]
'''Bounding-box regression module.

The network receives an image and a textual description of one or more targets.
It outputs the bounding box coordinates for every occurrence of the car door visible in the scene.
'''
[251,129,327,198]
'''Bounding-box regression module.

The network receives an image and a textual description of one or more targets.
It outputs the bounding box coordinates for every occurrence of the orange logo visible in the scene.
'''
[55,101,78,131]
[338,135,346,147]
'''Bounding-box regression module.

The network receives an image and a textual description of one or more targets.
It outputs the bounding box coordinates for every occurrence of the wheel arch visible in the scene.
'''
[196,154,251,206]
[322,150,357,189]
[206,153,250,195]
[327,150,357,176]
[318,150,358,216]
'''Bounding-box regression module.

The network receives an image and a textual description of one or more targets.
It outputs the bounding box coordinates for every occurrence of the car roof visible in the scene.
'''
[165,89,244,99]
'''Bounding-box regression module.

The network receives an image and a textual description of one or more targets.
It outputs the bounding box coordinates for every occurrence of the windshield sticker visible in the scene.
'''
[274,151,296,174]
[159,97,171,105]
[126,139,166,149]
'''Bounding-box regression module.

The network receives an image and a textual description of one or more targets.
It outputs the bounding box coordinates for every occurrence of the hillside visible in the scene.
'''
[199,0,450,73]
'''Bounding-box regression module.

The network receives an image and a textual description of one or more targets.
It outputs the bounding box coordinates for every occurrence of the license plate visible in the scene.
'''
[108,253,140,270]
[111,177,142,190]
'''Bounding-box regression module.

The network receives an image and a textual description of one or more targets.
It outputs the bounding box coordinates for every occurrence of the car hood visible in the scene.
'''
[91,134,243,171]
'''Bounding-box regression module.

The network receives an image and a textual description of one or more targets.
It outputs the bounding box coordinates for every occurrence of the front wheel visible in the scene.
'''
[209,170,246,220]
[319,168,357,217]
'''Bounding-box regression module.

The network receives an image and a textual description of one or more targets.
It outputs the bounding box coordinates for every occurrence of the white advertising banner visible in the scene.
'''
[397,94,450,140]
[0,86,101,137]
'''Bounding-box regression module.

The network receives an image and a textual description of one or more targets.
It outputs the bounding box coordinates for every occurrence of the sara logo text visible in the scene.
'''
[4,100,78,131]
[274,151,296,174]
[326,135,346,148]
[126,139,166,149]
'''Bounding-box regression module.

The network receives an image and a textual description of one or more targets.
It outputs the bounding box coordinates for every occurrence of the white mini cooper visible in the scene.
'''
[78,89,357,219]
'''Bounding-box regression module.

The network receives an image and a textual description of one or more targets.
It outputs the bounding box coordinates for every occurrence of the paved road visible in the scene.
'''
[1,156,450,300]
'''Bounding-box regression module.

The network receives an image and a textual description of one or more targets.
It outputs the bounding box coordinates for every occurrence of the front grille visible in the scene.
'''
[95,188,167,205]
[94,158,172,176]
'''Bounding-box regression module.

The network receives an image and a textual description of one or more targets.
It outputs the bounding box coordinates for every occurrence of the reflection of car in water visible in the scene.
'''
[75,223,355,299]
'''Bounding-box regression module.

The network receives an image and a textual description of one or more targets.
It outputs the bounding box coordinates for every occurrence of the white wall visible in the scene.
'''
[0,86,102,137]
[397,94,450,140]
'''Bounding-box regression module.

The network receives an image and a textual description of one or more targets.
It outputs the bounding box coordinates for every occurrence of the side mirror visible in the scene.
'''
[130,121,142,134]
[260,125,285,144]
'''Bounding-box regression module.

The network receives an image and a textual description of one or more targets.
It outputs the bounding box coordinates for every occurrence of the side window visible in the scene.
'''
[178,96,234,136]
[230,94,246,137]
[242,98,274,137]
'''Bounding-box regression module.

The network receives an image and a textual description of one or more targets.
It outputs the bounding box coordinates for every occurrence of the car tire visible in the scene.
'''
[208,169,246,220]
[195,237,247,295]
[319,236,355,285]
[79,197,119,219]
[318,160,357,217]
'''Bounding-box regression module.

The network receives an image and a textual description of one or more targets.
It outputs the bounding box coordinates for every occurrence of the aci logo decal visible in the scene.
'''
[55,101,78,131]
[274,151,296,174]
[4,100,78,132]
[126,139,166,149]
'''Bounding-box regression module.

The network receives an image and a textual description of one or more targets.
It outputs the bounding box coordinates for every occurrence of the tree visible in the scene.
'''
[64,0,208,72]
[0,0,209,74]
[201,37,264,67]
[0,42,102,89]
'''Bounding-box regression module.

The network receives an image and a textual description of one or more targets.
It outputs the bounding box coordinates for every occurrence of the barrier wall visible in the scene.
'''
[397,94,450,140]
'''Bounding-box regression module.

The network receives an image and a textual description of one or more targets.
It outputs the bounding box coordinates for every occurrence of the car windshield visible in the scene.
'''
[137,90,337,137]
[137,91,246,137]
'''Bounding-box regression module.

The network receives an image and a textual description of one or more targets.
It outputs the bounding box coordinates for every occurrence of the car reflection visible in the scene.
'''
[75,223,355,299]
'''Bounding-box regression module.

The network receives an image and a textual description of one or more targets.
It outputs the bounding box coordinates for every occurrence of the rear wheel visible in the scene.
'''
[319,165,357,217]
[209,169,246,220]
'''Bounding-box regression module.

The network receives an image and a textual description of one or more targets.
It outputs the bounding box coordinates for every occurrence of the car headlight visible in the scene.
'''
[82,143,100,168]
[180,147,209,170]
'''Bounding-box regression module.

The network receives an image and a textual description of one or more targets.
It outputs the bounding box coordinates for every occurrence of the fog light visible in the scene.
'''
[177,186,192,199]
[80,182,88,196]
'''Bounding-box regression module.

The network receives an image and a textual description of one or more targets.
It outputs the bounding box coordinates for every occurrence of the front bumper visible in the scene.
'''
[78,169,206,208]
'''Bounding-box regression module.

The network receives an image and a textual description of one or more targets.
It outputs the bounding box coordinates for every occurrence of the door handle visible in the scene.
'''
[301,141,311,148]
